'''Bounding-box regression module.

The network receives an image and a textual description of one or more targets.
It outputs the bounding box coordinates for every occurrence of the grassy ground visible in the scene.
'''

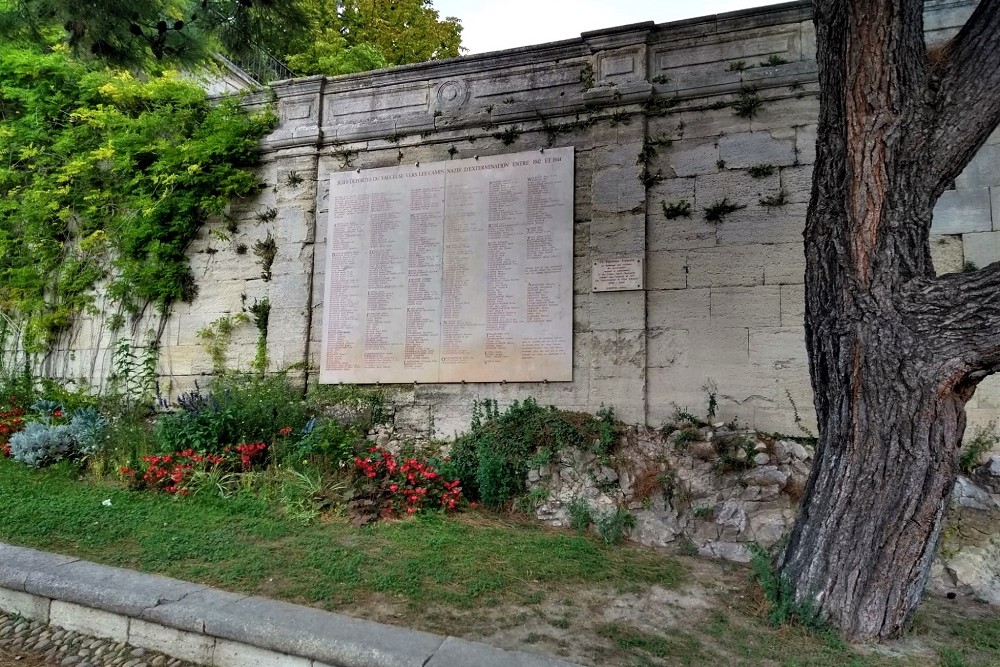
[1,458,997,666]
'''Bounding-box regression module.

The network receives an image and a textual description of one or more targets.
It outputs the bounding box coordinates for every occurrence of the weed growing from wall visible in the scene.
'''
[747,163,776,178]
[704,198,746,221]
[248,298,271,375]
[661,200,692,219]
[732,86,764,118]
[197,313,250,375]
[759,190,789,207]
[253,233,278,281]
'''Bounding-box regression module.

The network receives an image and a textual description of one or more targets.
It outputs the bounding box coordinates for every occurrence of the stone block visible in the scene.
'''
[780,284,805,327]
[660,30,799,69]
[213,640,311,667]
[749,95,819,132]
[426,637,578,667]
[0,588,49,621]
[647,288,711,329]
[194,279,248,308]
[666,139,720,177]
[754,401,817,437]
[592,167,645,213]
[590,329,645,373]
[274,206,313,244]
[749,327,808,374]
[711,286,781,327]
[590,213,645,255]
[955,144,1000,190]
[687,245,766,288]
[930,235,966,274]
[663,108,750,140]
[931,188,992,234]
[646,250,687,290]
[718,131,796,170]
[764,243,805,285]
[994,187,1000,229]
[715,204,807,246]
[590,291,645,330]
[24,559,206,619]
[962,231,1000,270]
[648,176,696,202]
[972,375,1000,410]
[795,124,817,165]
[161,345,214,377]
[589,374,644,424]
[647,328,687,368]
[780,164,814,203]
[694,170,781,211]
[49,601,129,642]
[924,2,976,31]
[129,619,215,665]
[648,214,718,250]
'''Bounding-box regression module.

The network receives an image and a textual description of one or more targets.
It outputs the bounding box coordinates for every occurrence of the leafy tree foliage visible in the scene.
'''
[0,43,274,352]
[1,0,463,77]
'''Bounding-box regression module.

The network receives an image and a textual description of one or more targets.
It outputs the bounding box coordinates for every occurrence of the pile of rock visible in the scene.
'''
[931,455,1000,606]
[526,424,814,563]
[524,424,1000,607]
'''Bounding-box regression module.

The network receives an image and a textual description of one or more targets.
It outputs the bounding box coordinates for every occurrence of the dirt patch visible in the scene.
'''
[0,644,49,666]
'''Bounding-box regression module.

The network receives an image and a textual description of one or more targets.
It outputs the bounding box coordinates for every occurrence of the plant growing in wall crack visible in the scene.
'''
[248,298,271,375]
[197,313,250,375]
[732,86,764,118]
[661,200,692,219]
[493,125,521,146]
[747,163,776,178]
[759,190,789,207]
[253,233,278,281]
[704,198,746,222]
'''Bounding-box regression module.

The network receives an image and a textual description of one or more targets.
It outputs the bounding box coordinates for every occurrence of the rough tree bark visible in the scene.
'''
[776,0,1000,640]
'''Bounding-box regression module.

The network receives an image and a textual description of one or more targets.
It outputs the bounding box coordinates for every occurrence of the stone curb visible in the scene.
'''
[0,543,580,667]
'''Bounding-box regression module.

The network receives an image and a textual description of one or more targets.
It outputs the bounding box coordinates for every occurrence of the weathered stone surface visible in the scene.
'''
[952,476,996,511]
[931,188,993,234]
[962,231,1000,270]
[718,131,796,169]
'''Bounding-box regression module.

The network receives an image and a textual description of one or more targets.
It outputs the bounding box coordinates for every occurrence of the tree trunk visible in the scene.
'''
[777,0,1000,640]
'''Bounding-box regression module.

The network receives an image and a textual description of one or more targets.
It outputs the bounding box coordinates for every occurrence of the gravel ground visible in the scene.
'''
[0,613,197,667]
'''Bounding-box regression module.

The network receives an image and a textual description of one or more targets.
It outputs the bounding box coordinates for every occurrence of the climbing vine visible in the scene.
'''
[0,43,275,353]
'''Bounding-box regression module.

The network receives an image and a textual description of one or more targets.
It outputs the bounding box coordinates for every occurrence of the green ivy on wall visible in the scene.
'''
[0,43,275,353]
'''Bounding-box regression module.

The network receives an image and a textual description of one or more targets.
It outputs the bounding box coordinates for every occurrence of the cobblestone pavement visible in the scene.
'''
[0,613,196,667]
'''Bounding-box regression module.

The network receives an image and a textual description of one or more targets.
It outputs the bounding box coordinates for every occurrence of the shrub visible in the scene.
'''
[567,497,593,535]
[276,417,361,467]
[155,374,311,453]
[595,507,636,545]
[450,399,619,508]
[8,407,107,467]
[960,421,998,473]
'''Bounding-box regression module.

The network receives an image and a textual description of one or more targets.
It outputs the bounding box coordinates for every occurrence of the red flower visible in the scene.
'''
[279,426,292,436]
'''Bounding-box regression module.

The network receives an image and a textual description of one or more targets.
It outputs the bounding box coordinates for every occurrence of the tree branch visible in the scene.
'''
[927,0,1000,196]
[901,261,1000,372]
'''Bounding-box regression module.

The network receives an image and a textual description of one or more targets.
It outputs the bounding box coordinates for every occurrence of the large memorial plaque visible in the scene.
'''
[320,147,574,384]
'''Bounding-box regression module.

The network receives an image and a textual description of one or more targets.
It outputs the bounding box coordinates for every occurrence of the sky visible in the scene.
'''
[431,0,780,55]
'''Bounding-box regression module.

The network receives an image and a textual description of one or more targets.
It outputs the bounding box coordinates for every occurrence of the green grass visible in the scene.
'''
[2,458,998,667]
[0,458,683,611]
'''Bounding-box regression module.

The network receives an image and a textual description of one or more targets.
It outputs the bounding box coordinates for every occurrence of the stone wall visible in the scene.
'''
[40,0,1000,437]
